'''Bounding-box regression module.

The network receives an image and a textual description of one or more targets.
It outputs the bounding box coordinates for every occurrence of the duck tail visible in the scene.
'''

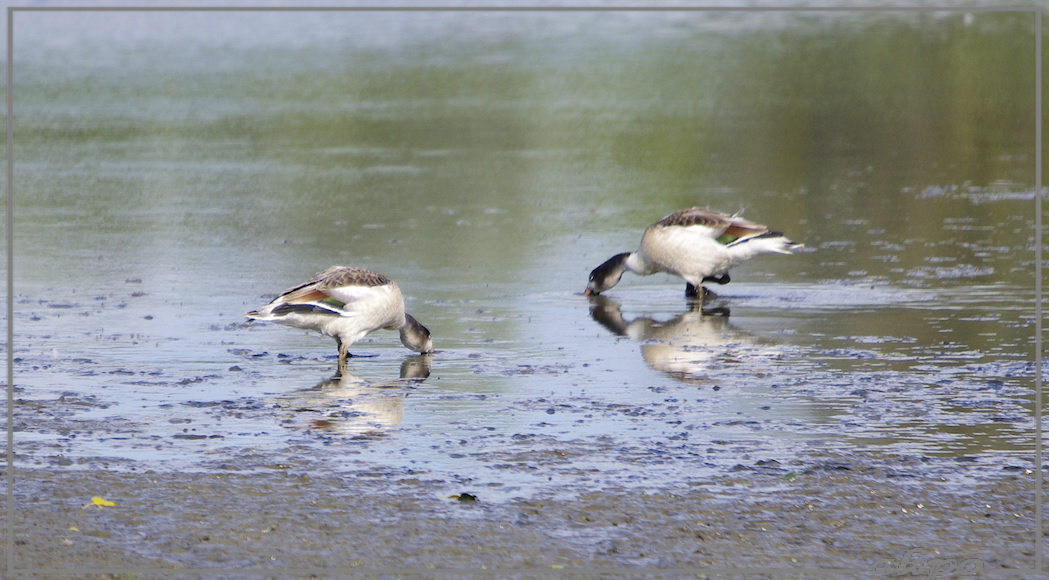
[245,301,282,320]
[726,231,802,258]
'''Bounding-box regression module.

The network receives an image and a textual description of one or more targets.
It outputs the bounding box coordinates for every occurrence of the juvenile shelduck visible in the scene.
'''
[583,207,801,299]
[246,266,433,375]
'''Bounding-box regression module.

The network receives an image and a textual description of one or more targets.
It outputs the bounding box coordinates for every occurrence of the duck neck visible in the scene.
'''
[623,251,650,275]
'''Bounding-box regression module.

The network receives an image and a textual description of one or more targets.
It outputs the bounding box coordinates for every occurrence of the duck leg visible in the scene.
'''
[688,273,730,299]
[336,337,350,376]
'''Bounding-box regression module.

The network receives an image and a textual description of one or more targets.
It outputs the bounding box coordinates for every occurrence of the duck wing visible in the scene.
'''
[276,267,391,305]
[263,266,398,317]
[654,207,770,245]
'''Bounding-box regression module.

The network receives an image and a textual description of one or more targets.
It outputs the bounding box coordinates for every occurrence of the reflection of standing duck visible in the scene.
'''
[275,355,431,437]
[588,295,761,385]
[584,207,801,300]
[246,266,433,376]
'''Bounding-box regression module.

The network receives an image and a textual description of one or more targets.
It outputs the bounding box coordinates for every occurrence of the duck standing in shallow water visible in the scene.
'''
[246,266,433,376]
[583,207,801,299]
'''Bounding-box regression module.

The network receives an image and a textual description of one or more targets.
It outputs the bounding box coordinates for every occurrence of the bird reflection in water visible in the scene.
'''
[275,354,431,437]
[587,294,773,385]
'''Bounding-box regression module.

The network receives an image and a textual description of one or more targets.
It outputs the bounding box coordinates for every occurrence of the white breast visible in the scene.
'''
[637,225,731,281]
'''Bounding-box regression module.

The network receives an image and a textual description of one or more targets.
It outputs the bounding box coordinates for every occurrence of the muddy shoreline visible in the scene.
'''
[3,452,1039,579]
[5,331,1043,578]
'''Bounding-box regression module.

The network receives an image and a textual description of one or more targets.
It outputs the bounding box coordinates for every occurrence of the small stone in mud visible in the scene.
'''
[451,492,478,503]
[228,365,242,372]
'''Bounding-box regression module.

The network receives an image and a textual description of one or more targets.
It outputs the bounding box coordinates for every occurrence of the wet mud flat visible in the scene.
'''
[3,451,1040,578]
[6,282,1044,577]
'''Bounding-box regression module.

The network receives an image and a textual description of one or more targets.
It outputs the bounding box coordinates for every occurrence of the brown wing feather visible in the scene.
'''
[278,286,331,304]
[654,207,732,229]
[274,267,391,304]
[723,221,769,239]
[314,267,390,289]
[655,207,771,240]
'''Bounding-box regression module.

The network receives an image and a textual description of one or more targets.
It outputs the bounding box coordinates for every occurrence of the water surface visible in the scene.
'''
[9,8,1041,500]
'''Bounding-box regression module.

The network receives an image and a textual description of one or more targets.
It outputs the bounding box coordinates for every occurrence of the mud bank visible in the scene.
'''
[3,455,1039,579]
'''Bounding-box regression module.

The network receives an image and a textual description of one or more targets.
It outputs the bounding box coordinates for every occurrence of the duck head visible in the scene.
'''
[400,313,434,354]
[583,252,631,296]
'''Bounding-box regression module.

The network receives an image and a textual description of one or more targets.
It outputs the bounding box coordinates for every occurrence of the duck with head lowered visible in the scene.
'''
[583,207,801,300]
[246,266,433,376]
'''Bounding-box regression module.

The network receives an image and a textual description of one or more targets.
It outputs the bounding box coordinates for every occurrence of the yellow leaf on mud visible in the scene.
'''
[82,496,116,509]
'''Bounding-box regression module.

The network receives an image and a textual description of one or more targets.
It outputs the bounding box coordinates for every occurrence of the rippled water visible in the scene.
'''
[8,8,1042,497]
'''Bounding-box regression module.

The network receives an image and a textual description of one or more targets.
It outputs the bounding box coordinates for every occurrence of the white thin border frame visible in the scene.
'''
[3,3,1043,577]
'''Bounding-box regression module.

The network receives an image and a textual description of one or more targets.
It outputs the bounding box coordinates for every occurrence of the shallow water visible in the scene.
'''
[8,7,1042,506]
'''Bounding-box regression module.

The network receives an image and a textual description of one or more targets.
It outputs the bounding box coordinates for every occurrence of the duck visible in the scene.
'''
[246,266,433,375]
[583,207,801,299]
